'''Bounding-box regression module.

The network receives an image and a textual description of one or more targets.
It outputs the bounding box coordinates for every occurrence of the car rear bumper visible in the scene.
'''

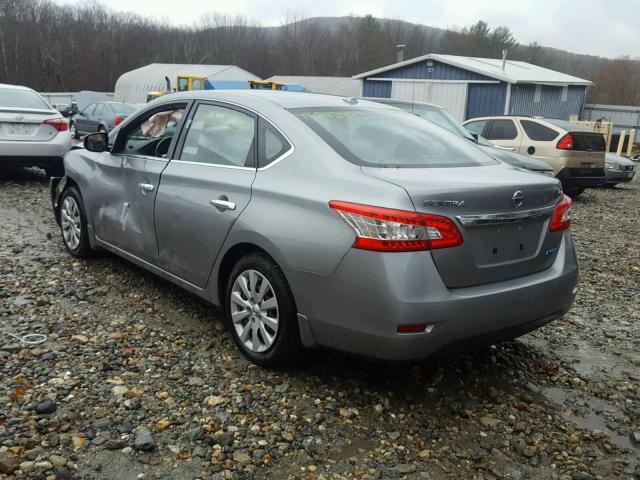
[289,231,578,361]
[0,134,72,164]
[556,167,606,187]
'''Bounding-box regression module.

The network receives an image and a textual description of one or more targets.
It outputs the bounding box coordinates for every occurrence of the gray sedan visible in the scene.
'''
[51,91,578,367]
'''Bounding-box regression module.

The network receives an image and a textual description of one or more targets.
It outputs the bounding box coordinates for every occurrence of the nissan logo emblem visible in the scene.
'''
[512,190,524,208]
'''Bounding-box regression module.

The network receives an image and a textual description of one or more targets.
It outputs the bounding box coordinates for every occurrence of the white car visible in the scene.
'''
[1,83,72,176]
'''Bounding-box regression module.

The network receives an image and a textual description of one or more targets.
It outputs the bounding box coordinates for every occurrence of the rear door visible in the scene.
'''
[154,101,257,287]
[482,119,523,150]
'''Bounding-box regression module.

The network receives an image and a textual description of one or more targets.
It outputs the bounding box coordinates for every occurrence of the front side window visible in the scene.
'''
[292,107,496,168]
[179,104,255,167]
[93,104,105,117]
[83,104,96,116]
[485,119,518,140]
[116,105,186,157]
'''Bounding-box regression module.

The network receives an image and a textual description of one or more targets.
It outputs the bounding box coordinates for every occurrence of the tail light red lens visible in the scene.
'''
[114,116,124,126]
[549,195,572,231]
[556,133,574,150]
[329,200,463,252]
[43,118,68,132]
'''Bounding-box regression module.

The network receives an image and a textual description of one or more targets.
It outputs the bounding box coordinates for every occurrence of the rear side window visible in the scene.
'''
[485,119,518,140]
[179,104,256,167]
[520,120,559,141]
[258,118,291,168]
[0,88,51,110]
[464,120,488,135]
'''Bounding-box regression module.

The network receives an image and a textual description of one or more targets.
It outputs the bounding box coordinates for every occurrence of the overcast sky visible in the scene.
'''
[52,0,639,58]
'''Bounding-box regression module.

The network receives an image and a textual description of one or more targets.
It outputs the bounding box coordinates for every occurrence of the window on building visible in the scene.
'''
[561,86,568,102]
[534,85,542,104]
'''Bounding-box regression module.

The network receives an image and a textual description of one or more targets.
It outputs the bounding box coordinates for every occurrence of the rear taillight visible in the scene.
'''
[549,195,572,231]
[556,133,573,150]
[43,118,68,132]
[329,200,463,252]
[114,116,124,126]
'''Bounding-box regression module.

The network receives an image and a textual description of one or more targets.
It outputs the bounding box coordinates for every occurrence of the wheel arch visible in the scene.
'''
[214,242,281,313]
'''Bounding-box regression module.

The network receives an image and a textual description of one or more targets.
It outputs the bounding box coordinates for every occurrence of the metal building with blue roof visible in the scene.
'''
[353,54,593,122]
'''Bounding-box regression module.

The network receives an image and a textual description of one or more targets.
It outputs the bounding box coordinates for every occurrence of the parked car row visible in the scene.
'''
[462,115,632,196]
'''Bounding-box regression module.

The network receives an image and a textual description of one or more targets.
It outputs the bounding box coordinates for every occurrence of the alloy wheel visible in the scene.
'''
[230,269,279,353]
[61,196,81,250]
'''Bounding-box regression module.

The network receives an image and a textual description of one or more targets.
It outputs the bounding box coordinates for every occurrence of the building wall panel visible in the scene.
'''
[509,85,585,119]
[465,83,507,120]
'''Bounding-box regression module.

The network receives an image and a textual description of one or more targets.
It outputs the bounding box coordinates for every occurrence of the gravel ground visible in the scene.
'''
[0,167,638,480]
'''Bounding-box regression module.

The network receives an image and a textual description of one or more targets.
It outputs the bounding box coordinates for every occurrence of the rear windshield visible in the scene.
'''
[572,133,606,151]
[0,88,51,110]
[291,107,497,168]
[109,103,138,115]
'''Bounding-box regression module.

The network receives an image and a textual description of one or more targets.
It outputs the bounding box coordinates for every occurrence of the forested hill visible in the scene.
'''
[1,1,638,105]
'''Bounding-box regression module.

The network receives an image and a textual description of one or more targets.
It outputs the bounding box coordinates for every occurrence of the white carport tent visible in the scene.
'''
[114,63,260,104]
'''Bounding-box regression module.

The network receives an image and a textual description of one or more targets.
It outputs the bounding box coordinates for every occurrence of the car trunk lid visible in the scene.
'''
[0,108,62,142]
[363,165,565,288]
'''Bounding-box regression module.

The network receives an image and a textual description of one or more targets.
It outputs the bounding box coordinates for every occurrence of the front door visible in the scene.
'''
[97,102,189,261]
[155,101,257,287]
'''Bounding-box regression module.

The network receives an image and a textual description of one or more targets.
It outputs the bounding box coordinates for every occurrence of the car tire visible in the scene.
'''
[564,186,585,198]
[225,253,303,368]
[59,186,93,259]
[69,121,78,139]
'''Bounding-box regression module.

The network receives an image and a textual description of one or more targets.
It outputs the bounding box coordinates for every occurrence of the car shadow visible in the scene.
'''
[0,166,50,185]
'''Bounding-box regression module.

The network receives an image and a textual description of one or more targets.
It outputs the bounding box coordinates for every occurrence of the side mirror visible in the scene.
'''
[83,131,109,152]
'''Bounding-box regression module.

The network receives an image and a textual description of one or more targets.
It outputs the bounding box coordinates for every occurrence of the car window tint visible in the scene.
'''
[258,118,291,167]
[292,107,496,168]
[485,120,518,140]
[93,104,105,116]
[119,107,185,156]
[520,120,559,141]
[464,120,487,135]
[83,104,96,116]
[179,104,255,167]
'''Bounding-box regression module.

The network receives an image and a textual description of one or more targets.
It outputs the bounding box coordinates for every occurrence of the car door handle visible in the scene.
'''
[210,199,236,211]
[138,182,154,192]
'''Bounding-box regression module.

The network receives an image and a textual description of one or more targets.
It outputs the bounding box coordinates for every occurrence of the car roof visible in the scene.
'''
[363,97,444,110]
[0,83,36,92]
[156,90,393,110]
[464,115,594,133]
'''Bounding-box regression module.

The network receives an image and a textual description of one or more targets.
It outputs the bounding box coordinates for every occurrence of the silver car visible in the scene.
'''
[51,91,578,367]
[604,153,635,186]
[1,83,72,176]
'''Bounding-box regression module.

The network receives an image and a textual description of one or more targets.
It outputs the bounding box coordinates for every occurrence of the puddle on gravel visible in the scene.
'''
[523,337,626,380]
[540,386,632,450]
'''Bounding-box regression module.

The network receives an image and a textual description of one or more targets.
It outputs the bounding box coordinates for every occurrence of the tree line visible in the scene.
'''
[1,0,639,105]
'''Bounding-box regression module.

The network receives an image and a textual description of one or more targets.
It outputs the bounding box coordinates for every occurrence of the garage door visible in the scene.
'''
[391,81,468,121]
